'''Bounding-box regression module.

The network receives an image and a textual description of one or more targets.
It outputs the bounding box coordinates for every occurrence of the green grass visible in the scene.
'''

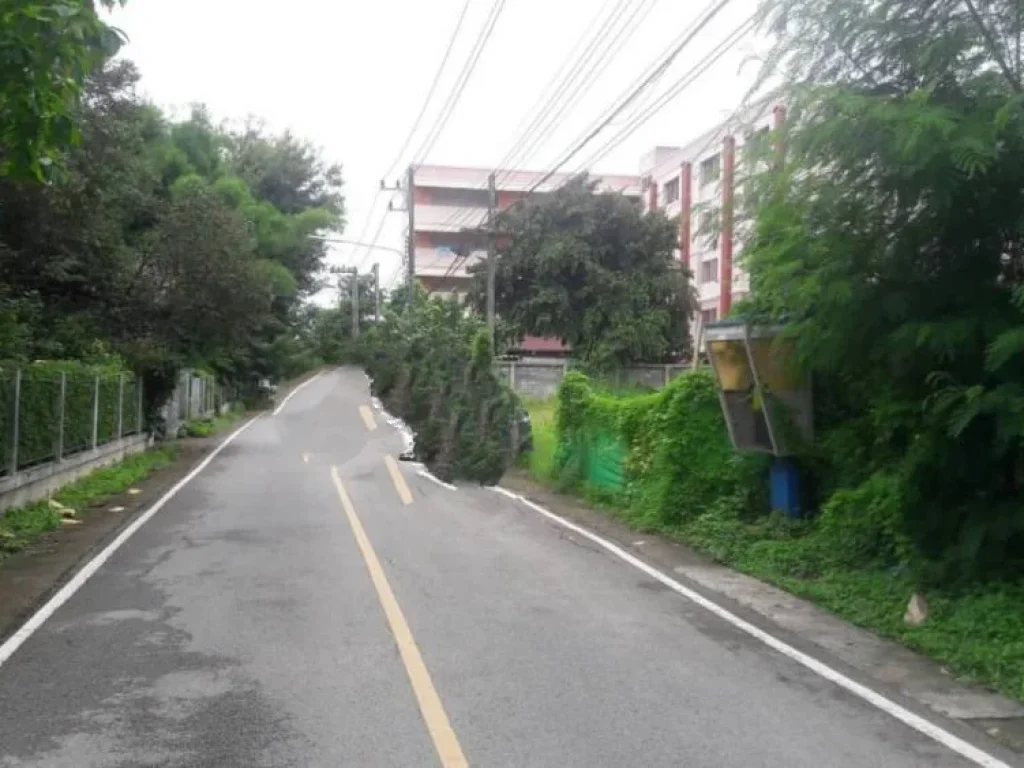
[522,398,558,484]
[521,397,1024,703]
[0,447,178,563]
[182,405,247,438]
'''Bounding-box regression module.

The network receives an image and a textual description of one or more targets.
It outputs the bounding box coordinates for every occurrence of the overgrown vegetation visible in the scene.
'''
[740,0,1024,582]
[361,290,522,484]
[181,404,247,439]
[526,368,1024,701]
[0,45,345,417]
[0,446,177,563]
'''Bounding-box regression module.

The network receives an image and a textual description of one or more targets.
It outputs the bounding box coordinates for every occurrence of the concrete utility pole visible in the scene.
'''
[372,262,381,323]
[486,171,497,345]
[406,165,416,309]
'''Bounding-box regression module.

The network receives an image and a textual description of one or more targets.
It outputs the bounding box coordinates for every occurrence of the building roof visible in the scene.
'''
[415,163,641,196]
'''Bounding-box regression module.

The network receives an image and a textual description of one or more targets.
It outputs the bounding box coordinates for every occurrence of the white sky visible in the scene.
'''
[107,0,764,301]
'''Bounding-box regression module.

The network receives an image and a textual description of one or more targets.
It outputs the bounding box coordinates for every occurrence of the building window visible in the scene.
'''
[695,208,720,251]
[700,153,721,186]
[663,177,680,204]
[426,187,491,208]
[700,258,719,284]
[700,307,718,326]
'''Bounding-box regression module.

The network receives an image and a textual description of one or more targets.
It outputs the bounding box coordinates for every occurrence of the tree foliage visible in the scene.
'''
[0,58,345,411]
[0,0,127,180]
[744,0,1024,578]
[471,176,695,369]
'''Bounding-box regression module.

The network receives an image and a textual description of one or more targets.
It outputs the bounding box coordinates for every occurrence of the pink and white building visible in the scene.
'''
[639,97,787,337]
[410,164,642,300]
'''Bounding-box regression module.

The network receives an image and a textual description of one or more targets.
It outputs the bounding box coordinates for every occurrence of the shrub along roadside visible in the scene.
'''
[181,404,247,438]
[524,372,1024,703]
[361,292,521,485]
[0,447,178,564]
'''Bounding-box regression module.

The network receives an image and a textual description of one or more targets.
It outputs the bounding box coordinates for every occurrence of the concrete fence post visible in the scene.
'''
[137,377,144,435]
[663,365,670,388]
[55,371,66,462]
[9,368,21,475]
[91,375,100,451]
[509,360,517,393]
[116,373,124,440]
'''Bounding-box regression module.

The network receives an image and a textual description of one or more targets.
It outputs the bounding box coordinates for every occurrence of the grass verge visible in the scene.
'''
[182,404,247,438]
[521,397,1024,703]
[0,446,178,564]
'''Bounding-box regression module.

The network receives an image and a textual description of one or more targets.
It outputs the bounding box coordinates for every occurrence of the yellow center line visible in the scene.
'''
[359,405,377,432]
[384,454,414,506]
[330,467,468,768]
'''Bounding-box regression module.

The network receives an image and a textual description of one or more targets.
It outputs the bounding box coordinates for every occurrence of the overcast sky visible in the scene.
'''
[107,0,764,301]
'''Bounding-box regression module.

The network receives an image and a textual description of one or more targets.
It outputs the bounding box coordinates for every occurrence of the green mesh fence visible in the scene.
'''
[0,367,140,476]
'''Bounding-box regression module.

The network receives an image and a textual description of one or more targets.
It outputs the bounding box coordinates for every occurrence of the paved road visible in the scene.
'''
[0,369,1013,767]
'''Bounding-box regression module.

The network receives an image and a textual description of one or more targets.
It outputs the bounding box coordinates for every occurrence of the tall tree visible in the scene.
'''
[473,176,695,369]
[745,0,1024,575]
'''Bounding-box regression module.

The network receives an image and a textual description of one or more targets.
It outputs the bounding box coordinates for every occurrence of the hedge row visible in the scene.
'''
[0,361,139,473]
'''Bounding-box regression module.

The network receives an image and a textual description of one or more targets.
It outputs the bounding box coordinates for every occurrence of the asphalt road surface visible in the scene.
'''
[0,369,1015,767]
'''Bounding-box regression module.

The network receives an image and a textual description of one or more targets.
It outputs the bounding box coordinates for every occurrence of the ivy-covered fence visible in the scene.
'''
[0,362,142,477]
[551,370,767,523]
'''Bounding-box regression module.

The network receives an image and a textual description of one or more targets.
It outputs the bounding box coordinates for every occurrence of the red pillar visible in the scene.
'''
[720,136,736,318]
[647,176,658,212]
[679,162,692,267]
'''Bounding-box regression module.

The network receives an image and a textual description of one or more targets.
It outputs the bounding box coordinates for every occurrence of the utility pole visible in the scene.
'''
[406,165,416,309]
[486,171,497,345]
[372,262,381,323]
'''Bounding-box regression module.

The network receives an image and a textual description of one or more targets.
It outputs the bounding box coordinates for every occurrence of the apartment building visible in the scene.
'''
[639,98,786,336]
[411,164,642,299]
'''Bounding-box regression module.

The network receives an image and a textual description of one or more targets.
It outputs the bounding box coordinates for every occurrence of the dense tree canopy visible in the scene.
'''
[0,58,345,409]
[744,0,1024,576]
[471,176,694,369]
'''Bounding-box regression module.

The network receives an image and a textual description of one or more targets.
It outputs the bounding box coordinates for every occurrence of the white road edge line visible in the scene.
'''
[491,486,1011,768]
[416,469,457,492]
[0,416,263,669]
[272,372,324,415]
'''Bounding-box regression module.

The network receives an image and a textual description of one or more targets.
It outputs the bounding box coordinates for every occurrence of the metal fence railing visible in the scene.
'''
[0,369,143,478]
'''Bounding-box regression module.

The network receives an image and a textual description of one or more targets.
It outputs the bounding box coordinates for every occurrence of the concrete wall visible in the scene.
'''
[494,358,692,400]
[0,433,150,514]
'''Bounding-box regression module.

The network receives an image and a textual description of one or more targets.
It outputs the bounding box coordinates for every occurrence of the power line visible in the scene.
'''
[527,0,735,195]
[381,0,472,181]
[431,7,749,295]
[438,0,728,239]
[575,16,756,171]
[437,0,656,236]
[411,0,508,164]
[349,0,473,272]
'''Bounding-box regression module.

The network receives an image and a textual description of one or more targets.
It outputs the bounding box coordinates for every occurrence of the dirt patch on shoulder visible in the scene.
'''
[0,438,222,646]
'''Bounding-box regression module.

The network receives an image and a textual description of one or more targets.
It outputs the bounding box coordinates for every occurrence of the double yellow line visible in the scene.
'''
[330,467,467,767]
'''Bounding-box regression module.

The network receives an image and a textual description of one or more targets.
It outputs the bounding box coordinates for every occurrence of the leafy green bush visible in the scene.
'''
[362,292,519,485]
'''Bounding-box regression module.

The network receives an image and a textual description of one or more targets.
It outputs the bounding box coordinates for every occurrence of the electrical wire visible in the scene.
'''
[381,0,472,181]
[349,0,474,274]
[526,0,735,195]
[436,0,656,236]
[574,16,756,171]
[429,9,751,295]
[411,0,508,165]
